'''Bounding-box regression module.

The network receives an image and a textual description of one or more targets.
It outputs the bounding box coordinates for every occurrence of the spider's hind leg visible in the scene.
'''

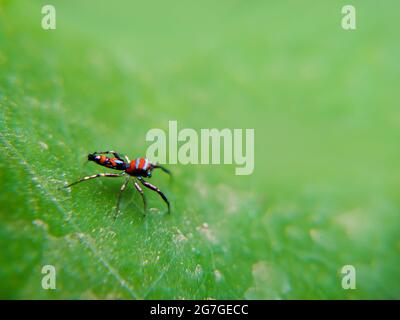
[137,176,170,214]
[153,164,172,179]
[133,179,147,215]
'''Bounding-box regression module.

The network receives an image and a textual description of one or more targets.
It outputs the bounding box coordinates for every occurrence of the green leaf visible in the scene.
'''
[1,0,399,299]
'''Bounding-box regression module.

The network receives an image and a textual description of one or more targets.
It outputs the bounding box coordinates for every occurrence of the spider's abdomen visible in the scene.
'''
[125,157,152,177]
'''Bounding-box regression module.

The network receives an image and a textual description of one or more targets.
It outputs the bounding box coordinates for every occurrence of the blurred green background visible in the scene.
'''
[0,0,399,299]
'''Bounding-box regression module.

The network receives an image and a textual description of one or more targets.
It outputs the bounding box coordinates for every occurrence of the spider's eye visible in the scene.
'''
[88,154,96,161]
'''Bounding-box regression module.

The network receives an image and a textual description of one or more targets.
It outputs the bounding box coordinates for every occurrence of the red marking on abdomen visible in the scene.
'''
[138,158,146,170]
[126,160,136,173]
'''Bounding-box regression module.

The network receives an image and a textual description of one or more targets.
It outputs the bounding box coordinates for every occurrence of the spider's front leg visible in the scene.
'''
[114,177,130,221]
[92,150,124,161]
[64,173,124,188]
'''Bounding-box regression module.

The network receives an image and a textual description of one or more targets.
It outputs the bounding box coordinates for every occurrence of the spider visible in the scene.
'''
[64,151,171,218]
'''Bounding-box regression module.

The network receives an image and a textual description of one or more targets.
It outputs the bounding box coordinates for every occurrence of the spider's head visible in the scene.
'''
[88,153,99,162]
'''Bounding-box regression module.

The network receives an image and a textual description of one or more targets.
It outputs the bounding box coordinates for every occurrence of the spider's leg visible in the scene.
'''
[153,164,172,178]
[93,150,124,161]
[114,177,130,220]
[64,173,124,188]
[137,176,170,214]
[133,178,147,215]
